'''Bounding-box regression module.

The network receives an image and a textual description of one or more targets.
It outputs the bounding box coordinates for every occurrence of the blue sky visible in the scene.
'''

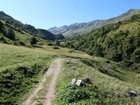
[0,0,140,29]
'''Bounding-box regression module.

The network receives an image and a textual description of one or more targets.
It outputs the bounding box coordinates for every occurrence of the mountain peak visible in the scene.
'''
[128,9,140,12]
[0,11,12,18]
[125,9,140,15]
[0,11,5,14]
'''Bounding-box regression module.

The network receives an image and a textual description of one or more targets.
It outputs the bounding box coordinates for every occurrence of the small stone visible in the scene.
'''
[71,79,76,85]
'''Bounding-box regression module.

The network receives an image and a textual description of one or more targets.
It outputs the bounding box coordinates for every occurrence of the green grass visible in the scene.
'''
[54,58,140,105]
[0,43,55,71]
[0,43,56,105]
[0,42,140,105]
[36,44,91,59]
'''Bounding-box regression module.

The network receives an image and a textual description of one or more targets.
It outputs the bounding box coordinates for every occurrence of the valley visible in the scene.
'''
[0,9,140,105]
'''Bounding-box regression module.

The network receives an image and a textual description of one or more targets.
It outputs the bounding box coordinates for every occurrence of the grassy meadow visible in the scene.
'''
[54,58,140,105]
[0,42,140,105]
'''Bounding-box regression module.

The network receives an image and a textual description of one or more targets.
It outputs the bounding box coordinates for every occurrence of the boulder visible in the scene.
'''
[128,89,138,97]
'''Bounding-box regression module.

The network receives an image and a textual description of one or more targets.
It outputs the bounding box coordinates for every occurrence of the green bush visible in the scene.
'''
[29,37,37,45]
[5,28,15,40]
[0,21,3,32]
[132,48,140,63]
[60,84,123,105]
[109,50,122,62]
[60,85,90,103]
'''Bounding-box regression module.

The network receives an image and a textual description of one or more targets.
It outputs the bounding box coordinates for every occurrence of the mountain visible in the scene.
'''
[48,20,102,38]
[0,11,64,44]
[48,9,140,38]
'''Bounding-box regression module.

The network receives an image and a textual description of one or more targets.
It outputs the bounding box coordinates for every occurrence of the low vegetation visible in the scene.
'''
[54,58,140,105]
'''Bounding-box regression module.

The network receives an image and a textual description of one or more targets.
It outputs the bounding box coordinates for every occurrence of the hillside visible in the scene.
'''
[51,13,140,105]
[55,58,140,105]
[65,13,140,72]
[0,11,64,46]
[48,9,140,38]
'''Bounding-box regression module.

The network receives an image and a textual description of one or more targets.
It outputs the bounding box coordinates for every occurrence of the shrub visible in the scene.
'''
[60,84,123,104]
[109,50,122,62]
[132,48,140,63]
[0,36,6,43]
[94,44,104,57]
[0,21,3,32]
[52,46,60,49]
[29,37,37,45]
[60,85,90,103]
[5,28,15,40]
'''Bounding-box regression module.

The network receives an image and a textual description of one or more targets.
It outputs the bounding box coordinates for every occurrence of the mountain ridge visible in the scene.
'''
[0,11,64,41]
[48,9,140,38]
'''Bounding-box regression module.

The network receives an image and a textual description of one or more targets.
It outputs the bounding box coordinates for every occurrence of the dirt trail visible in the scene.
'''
[22,58,63,105]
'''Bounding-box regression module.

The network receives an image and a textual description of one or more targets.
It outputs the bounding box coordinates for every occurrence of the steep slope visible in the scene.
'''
[0,11,64,43]
[38,29,65,40]
[0,20,33,46]
[65,13,140,72]
[48,20,102,38]
[48,9,140,38]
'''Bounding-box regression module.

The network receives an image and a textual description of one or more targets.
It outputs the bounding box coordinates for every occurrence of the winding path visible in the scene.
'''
[22,58,63,105]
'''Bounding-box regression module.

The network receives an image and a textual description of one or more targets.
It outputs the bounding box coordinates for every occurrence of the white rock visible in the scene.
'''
[75,80,82,86]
